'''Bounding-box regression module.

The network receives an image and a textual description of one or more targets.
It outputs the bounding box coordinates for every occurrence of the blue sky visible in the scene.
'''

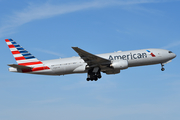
[0,0,180,120]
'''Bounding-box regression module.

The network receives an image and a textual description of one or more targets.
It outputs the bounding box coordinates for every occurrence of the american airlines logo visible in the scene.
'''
[146,50,156,57]
[109,52,147,60]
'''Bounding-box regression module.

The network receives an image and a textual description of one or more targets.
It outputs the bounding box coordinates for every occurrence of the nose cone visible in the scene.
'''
[167,50,176,59]
[172,53,176,59]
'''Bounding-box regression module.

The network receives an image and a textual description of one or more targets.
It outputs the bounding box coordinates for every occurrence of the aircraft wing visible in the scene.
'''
[72,47,111,67]
[8,64,32,69]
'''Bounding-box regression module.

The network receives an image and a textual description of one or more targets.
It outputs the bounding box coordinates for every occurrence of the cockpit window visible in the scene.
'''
[169,51,173,53]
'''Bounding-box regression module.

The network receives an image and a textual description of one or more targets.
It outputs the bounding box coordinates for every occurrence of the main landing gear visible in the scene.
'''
[161,63,165,71]
[87,67,102,81]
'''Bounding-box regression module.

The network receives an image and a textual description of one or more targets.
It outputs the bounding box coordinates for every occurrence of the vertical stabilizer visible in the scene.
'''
[5,39,44,67]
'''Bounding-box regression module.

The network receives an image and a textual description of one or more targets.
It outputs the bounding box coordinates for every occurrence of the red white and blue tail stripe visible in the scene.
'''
[5,38,43,67]
[5,39,50,73]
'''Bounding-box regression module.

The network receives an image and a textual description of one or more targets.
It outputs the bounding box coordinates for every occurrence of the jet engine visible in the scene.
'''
[110,60,128,70]
[103,60,128,75]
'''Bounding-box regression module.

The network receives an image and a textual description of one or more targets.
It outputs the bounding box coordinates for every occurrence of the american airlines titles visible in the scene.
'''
[109,52,147,60]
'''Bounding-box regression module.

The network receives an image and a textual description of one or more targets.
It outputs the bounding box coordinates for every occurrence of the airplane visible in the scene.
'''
[5,38,176,81]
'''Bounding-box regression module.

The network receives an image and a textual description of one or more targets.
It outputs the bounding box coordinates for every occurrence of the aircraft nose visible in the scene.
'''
[173,53,176,59]
[168,51,176,59]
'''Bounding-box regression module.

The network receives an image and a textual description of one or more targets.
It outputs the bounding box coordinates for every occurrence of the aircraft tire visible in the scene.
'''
[97,75,101,78]
[94,76,98,81]
[161,68,165,71]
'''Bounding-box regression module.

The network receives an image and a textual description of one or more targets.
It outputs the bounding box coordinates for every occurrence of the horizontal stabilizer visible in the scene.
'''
[8,64,32,69]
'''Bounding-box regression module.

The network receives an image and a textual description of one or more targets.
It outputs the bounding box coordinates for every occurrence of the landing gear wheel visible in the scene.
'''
[161,68,165,71]
[86,78,90,81]
[97,75,102,78]
[94,76,98,81]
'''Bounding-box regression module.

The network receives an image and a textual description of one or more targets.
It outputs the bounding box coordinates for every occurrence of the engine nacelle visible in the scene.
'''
[110,60,128,70]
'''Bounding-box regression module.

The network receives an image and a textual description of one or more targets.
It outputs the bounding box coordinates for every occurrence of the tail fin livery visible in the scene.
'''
[5,39,44,67]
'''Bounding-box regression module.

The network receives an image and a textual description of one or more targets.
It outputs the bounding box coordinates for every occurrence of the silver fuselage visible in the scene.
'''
[22,48,175,76]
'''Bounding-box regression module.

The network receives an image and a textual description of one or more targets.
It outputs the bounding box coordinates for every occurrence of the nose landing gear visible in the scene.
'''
[161,63,165,71]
